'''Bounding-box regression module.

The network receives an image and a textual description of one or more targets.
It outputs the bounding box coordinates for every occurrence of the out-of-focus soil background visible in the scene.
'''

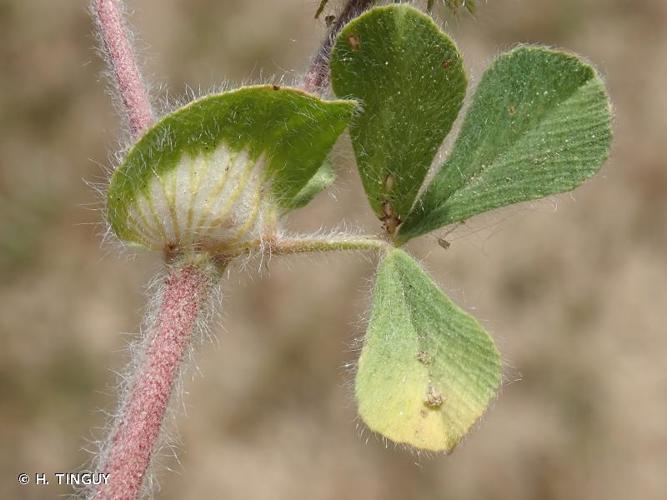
[1,0,666,499]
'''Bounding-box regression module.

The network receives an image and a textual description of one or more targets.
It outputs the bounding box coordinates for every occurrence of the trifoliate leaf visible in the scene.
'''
[397,46,612,242]
[330,5,466,231]
[107,85,355,250]
[356,248,501,452]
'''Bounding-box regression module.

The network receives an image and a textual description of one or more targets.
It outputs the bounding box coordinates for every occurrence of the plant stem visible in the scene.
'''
[92,0,154,137]
[303,0,376,93]
[217,233,389,259]
[272,235,388,254]
[94,262,213,500]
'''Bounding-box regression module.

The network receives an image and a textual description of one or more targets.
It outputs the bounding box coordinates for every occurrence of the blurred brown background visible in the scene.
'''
[1,0,666,499]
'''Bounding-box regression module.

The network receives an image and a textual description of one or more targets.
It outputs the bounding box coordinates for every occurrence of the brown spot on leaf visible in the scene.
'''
[507,104,517,116]
[380,200,401,235]
[425,384,444,408]
[347,34,361,51]
[442,59,453,70]
[417,351,432,365]
[272,85,281,91]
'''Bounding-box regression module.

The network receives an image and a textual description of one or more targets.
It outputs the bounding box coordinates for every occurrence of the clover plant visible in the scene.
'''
[90,1,611,498]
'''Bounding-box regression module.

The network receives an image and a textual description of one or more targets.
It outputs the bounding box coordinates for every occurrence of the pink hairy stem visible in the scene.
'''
[94,264,212,499]
[89,2,377,498]
[303,0,375,93]
[92,0,154,137]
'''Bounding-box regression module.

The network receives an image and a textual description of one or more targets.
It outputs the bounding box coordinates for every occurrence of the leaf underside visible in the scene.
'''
[330,5,467,222]
[107,86,355,243]
[397,46,613,242]
[356,248,501,452]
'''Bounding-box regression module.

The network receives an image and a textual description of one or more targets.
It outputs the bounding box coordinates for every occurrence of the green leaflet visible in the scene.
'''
[357,248,501,452]
[397,46,613,242]
[330,5,466,227]
[289,161,336,209]
[107,85,355,248]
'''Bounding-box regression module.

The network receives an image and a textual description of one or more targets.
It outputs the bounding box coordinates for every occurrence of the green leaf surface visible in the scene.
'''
[398,46,612,242]
[107,85,355,247]
[356,248,501,452]
[330,5,466,225]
